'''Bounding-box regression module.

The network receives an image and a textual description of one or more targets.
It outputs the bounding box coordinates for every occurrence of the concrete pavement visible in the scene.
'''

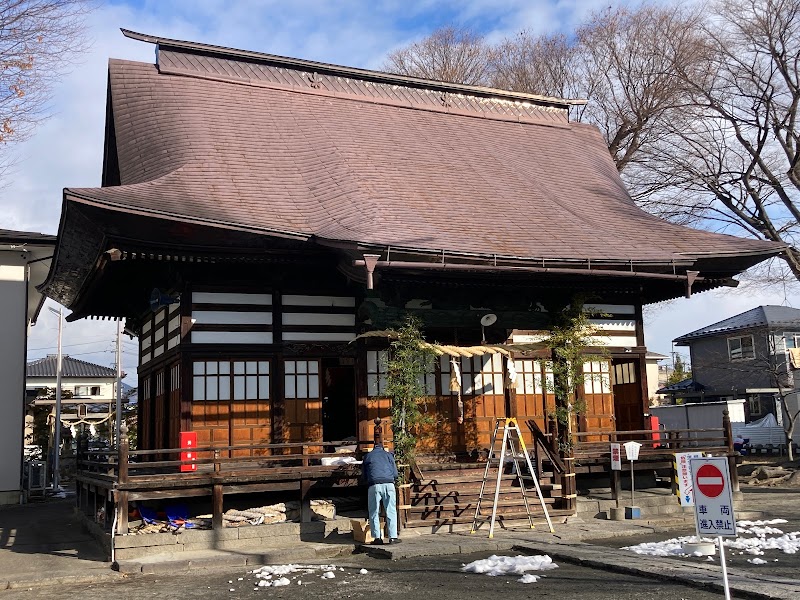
[0,498,123,590]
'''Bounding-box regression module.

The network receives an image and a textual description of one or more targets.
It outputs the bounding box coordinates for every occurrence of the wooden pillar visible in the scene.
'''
[723,409,740,492]
[272,291,285,445]
[300,479,312,523]
[76,431,88,511]
[397,481,408,529]
[562,454,576,513]
[212,450,223,530]
[548,415,559,455]
[116,425,129,535]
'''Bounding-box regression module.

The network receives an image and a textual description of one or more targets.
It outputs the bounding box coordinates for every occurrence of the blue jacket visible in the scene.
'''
[361,445,398,486]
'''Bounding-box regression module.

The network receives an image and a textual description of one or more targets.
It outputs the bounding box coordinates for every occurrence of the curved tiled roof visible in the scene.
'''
[27,355,116,378]
[63,57,782,265]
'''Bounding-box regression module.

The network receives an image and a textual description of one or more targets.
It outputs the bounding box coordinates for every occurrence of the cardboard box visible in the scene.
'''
[350,519,385,544]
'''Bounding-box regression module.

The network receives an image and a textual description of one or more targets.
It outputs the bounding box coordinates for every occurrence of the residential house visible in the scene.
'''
[0,228,56,504]
[25,355,121,443]
[661,306,800,425]
[39,31,783,475]
[645,351,669,405]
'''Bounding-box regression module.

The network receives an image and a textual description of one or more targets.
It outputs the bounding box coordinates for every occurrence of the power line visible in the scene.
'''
[28,337,117,352]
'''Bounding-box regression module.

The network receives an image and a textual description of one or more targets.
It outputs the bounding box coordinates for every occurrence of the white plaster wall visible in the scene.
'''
[0,258,26,504]
[646,360,661,403]
[26,378,116,400]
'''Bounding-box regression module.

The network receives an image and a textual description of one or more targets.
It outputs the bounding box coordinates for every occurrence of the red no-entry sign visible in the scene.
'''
[696,464,725,498]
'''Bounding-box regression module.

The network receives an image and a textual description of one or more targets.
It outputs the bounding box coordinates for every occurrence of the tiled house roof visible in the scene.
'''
[26,355,116,378]
[0,228,56,244]
[675,306,800,344]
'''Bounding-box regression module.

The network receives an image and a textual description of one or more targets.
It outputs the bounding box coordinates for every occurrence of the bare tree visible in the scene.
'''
[383,26,494,86]
[0,1,92,149]
[385,7,704,202]
[643,0,800,279]
[491,32,595,121]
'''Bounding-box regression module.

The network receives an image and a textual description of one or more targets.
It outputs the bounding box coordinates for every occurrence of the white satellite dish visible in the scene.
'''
[480,313,497,343]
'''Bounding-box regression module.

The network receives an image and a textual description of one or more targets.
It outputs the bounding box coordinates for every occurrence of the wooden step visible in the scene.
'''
[403,508,572,529]
[405,497,556,512]
[411,484,562,498]
[413,473,555,489]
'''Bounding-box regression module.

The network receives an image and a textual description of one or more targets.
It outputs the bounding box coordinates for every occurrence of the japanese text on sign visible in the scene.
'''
[610,443,621,471]
[690,457,737,538]
[675,451,702,507]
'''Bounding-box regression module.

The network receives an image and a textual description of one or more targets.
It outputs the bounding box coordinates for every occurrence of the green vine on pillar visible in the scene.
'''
[385,316,435,471]
[546,300,607,452]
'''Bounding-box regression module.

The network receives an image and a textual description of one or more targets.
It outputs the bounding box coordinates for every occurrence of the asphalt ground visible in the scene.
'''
[0,550,729,600]
[585,488,800,580]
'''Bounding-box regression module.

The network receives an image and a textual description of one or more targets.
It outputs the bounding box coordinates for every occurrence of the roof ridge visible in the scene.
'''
[121,28,586,108]
[155,62,574,129]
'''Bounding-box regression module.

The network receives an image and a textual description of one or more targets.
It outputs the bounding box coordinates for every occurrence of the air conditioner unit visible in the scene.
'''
[25,461,47,493]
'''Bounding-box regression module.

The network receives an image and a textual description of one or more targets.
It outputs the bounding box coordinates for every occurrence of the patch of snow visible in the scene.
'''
[518,574,540,584]
[623,528,800,559]
[737,519,787,527]
[273,577,290,586]
[359,568,369,574]
[462,554,558,577]
[747,558,768,565]
[321,571,336,579]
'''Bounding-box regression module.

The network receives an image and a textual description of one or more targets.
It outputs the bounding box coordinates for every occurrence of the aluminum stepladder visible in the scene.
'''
[470,417,555,538]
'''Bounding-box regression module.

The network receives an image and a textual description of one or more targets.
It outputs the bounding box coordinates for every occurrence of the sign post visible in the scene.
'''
[623,441,642,519]
[676,451,714,555]
[690,457,736,600]
[610,443,622,471]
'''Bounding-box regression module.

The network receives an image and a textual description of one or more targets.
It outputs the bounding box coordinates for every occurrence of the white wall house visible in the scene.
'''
[0,228,55,505]
[645,351,669,405]
[25,355,120,448]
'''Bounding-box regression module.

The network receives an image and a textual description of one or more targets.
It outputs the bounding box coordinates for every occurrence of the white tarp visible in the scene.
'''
[732,413,784,446]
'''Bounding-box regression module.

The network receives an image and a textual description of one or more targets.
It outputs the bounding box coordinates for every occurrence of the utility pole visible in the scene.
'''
[48,306,63,492]
[115,318,123,448]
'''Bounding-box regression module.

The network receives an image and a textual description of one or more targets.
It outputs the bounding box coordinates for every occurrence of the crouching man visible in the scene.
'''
[361,431,401,545]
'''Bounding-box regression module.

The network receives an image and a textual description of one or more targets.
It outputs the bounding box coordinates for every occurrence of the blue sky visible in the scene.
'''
[5,0,795,380]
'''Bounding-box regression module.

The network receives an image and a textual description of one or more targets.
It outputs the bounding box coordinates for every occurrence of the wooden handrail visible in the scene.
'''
[573,427,724,438]
[526,420,566,474]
